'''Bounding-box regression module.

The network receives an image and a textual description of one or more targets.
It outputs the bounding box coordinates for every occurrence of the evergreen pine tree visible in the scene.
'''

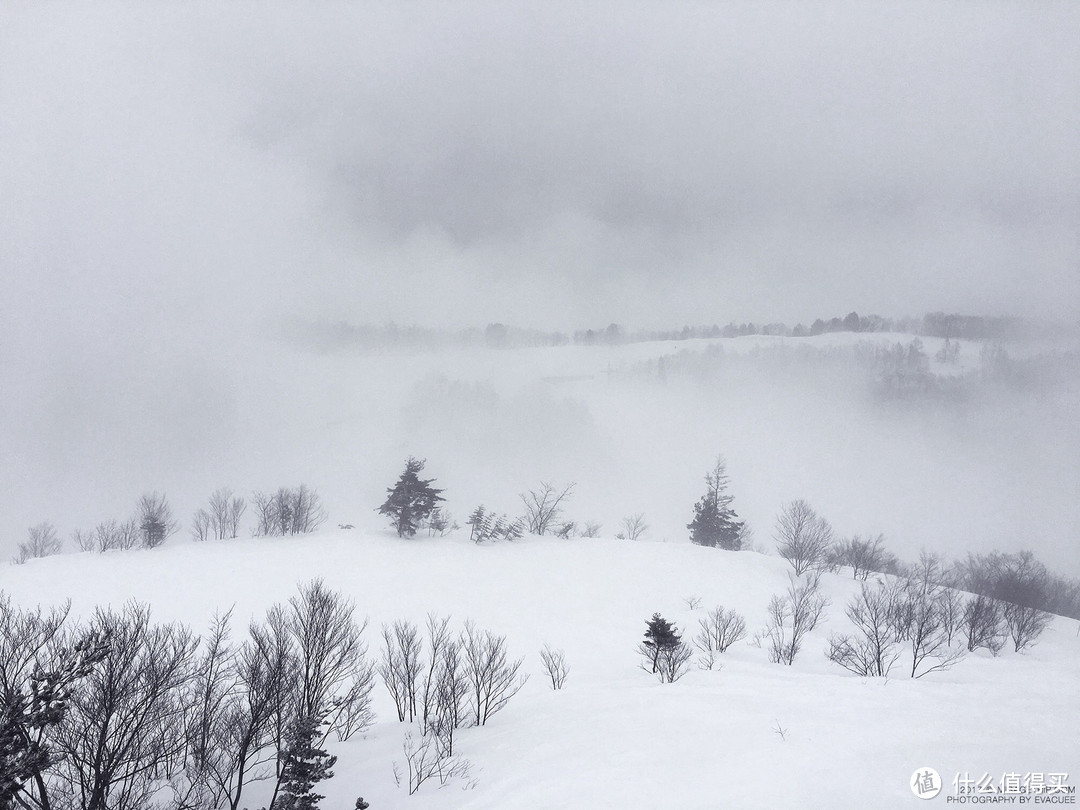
[688,456,744,550]
[378,458,445,538]
[640,613,682,674]
[273,716,337,810]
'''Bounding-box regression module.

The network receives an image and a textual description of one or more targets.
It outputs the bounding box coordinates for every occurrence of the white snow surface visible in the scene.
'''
[3,529,1077,809]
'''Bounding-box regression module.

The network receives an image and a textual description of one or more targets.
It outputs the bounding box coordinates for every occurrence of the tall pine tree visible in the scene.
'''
[378,458,445,538]
[688,456,744,550]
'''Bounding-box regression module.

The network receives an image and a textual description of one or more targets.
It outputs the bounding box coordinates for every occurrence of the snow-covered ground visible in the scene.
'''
[3,529,1077,808]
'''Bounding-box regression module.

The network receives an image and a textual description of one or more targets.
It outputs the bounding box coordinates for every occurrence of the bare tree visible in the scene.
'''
[461,622,528,725]
[519,482,575,536]
[251,486,326,537]
[416,614,465,739]
[380,620,424,723]
[52,603,200,810]
[72,528,96,553]
[900,554,967,677]
[580,521,603,538]
[694,606,747,669]
[397,730,472,796]
[14,522,63,564]
[963,594,1006,654]
[285,580,375,741]
[831,534,897,580]
[764,574,829,665]
[191,508,213,543]
[826,580,902,677]
[621,513,648,542]
[774,500,834,575]
[430,639,469,756]
[539,644,570,689]
[93,518,140,552]
[208,488,246,539]
[1003,602,1051,652]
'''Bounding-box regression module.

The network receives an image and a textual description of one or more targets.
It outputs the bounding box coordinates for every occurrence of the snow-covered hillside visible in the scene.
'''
[4,331,1079,574]
[4,528,1077,808]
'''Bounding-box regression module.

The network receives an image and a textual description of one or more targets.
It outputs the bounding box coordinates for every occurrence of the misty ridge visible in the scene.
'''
[4,308,1078,586]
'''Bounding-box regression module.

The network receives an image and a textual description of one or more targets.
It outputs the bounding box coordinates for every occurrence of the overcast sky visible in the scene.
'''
[1,0,1078,353]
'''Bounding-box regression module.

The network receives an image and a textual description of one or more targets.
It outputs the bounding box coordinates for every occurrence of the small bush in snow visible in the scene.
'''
[519,482,575,536]
[621,513,648,542]
[13,522,63,564]
[764,574,829,665]
[539,644,570,690]
[694,606,747,669]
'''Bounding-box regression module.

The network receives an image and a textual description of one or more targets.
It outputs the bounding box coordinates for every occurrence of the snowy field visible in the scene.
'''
[2,329,1078,807]
[3,528,1078,808]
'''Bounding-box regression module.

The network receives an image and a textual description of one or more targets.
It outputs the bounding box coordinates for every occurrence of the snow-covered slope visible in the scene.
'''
[4,529,1077,808]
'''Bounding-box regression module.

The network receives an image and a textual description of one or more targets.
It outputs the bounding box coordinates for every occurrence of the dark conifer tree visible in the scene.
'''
[640,613,681,674]
[272,716,337,810]
[688,456,744,550]
[378,458,445,538]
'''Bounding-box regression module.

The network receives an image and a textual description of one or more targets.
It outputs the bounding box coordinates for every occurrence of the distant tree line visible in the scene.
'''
[284,310,1058,356]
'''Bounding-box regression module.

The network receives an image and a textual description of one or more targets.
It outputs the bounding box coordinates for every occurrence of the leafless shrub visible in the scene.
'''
[52,603,200,809]
[539,644,570,689]
[93,517,140,552]
[827,580,902,677]
[416,615,455,732]
[380,620,424,723]
[621,513,648,542]
[286,579,375,741]
[1003,602,1051,652]
[938,586,965,646]
[429,638,469,755]
[72,527,96,553]
[694,606,747,669]
[764,574,829,665]
[554,521,577,539]
[831,533,898,580]
[900,558,967,677]
[774,500,834,575]
[519,482,575,535]
[398,730,473,796]
[136,491,180,548]
[252,485,326,537]
[580,521,603,538]
[14,522,63,563]
[208,487,246,539]
[684,595,703,611]
[191,508,213,543]
[963,594,1006,654]
[462,621,528,725]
